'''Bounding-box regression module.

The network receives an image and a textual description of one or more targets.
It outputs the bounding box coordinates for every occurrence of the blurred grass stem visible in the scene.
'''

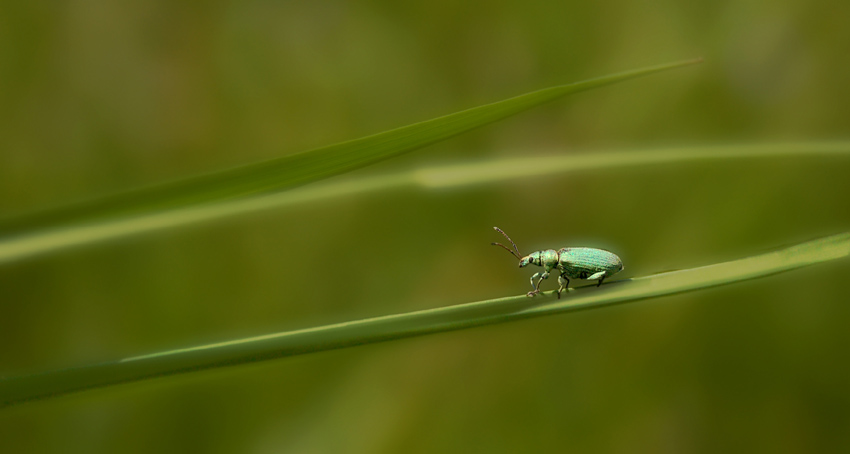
[2,140,847,264]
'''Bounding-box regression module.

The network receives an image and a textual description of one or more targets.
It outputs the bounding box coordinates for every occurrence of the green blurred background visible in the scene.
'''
[2,0,850,452]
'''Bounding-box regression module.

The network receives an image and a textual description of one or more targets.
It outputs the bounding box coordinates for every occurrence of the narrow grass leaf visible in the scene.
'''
[0,59,700,264]
[5,138,849,265]
[2,231,848,408]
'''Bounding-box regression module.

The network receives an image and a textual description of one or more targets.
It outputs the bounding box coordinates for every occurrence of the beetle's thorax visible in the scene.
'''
[520,249,559,268]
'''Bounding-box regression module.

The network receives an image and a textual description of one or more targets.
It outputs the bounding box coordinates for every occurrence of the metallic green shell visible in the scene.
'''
[537,249,560,268]
[557,247,624,280]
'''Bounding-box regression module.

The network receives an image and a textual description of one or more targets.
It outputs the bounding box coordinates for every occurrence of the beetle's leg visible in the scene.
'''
[557,274,570,299]
[527,271,549,297]
[587,271,608,287]
[588,271,607,287]
[587,271,606,281]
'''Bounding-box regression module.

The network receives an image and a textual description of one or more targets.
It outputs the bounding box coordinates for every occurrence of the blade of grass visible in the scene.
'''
[3,140,848,265]
[2,231,848,408]
[413,140,850,189]
[0,59,700,264]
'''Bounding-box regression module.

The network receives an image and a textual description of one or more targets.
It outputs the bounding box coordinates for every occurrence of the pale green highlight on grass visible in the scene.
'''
[2,140,847,265]
[413,141,850,188]
[2,231,848,408]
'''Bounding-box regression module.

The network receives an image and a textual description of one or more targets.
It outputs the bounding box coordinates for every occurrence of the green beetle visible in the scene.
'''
[492,227,624,298]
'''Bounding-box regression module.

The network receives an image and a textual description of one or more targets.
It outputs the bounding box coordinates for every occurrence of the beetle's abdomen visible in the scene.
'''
[558,248,623,279]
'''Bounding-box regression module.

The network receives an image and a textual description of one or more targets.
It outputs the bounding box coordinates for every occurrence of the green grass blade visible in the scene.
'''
[0,59,700,264]
[2,231,848,408]
[0,59,699,235]
[412,141,850,189]
[4,139,848,265]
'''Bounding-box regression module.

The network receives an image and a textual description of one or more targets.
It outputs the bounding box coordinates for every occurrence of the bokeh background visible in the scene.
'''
[2,0,850,452]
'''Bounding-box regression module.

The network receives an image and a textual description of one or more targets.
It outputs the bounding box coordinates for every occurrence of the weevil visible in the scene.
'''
[491,226,624,298]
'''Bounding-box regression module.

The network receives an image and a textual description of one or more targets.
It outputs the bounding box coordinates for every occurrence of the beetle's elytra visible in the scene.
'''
[492,227,623,298]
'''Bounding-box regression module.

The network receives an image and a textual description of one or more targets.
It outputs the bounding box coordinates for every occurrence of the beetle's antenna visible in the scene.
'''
[493,227,521,255]
[492,226,522,259]
[492,242,522,259]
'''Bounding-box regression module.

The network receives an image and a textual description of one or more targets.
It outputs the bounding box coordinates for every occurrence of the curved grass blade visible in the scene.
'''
[0,59,701,264]
[2,231,848,408]
[5,139,849,265]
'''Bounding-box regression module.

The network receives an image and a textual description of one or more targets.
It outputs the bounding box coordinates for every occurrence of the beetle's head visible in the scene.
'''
[519,252,539,268]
